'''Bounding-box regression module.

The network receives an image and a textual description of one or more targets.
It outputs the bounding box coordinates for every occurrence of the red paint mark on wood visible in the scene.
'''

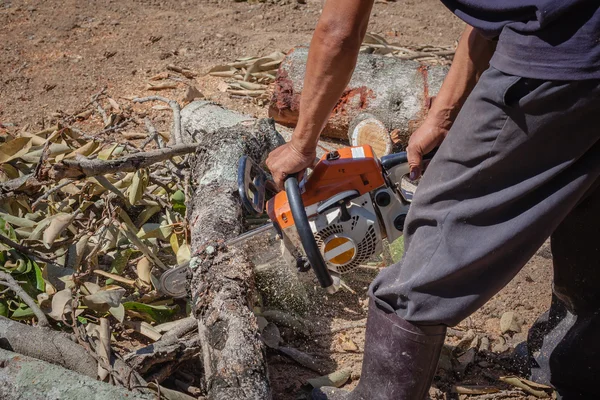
[332,86,374,116]
[268,69,302,127]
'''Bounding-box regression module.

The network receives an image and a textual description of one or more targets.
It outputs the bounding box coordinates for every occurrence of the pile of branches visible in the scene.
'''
[0,91,202,399]
[360,33,456,65]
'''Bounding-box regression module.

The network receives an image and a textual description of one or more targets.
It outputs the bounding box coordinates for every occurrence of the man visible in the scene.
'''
[267,0,600,399]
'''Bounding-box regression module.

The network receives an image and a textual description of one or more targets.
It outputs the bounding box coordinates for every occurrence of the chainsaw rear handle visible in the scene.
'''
[284,175,336,293]
[380,147,438,173]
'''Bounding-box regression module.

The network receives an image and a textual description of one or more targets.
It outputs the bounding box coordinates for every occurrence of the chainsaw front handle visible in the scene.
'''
[284,175,337,294]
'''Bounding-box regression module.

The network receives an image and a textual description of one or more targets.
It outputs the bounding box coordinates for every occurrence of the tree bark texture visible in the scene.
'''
[268,46,449,144]
[180,101,285,399]
[0,316,97,378]
[0,348,154,400]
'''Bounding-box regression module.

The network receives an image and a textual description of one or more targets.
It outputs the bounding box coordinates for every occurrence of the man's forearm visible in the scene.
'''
[427,25,497,130]
[291,0,374,155]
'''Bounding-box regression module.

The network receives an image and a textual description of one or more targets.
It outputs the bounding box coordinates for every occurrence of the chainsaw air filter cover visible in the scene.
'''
[311,193,383,274]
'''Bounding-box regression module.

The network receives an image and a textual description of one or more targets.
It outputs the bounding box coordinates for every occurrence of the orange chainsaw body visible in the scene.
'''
[267,145,386,230]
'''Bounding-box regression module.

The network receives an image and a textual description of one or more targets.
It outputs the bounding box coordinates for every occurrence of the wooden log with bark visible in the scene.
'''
[179,101,286,399]
[269,46,448,151]
[0,348,154,400]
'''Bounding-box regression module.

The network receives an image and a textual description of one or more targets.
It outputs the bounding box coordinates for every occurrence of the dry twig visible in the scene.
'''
[0,234,57,265]
[141,117,163,149]
[133,96,182,144]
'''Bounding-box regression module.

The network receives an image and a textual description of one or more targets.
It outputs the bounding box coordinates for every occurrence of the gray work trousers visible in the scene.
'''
[370,67,600,396]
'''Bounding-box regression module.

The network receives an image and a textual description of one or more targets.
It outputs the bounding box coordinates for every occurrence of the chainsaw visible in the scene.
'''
[159,145,434,297]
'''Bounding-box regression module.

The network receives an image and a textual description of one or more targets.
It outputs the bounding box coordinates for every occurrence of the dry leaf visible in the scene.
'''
[122,132,148,140]
[176,242,191,264]
[500,376,553,398]
[107,97,121,113]
[137,223,172,240]
[64,141,99,159]
[338,333,359,352]
[136,257,152,286]
[109,303,125,322]
[454,385,500,395]
[125,320,162,341]
[94,270,136,287]
[97,143,120,160]
[169,233,180,255]
[149,72,170,81]
[97,318,111,381]
[182,86,204,103]
[43,213,75,248]
[47,289,73,320]
[261,322,281,349]
[128,169,149,206]
[0,137,33,163]
[146,82,178,91]
[307,369,351,389]
[83,287,126,312]
[148,383,197,400]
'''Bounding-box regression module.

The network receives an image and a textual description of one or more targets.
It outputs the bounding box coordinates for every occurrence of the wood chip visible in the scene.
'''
[146,82,178,91]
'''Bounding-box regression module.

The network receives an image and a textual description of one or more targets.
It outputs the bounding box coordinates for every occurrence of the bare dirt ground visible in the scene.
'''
[1,0,554,399]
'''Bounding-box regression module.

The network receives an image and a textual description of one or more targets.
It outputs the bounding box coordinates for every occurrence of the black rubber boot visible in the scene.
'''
[312,300,446,400]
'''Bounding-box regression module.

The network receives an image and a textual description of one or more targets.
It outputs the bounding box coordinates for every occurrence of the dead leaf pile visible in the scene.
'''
[0,94,195,397]
[0,123,190,323]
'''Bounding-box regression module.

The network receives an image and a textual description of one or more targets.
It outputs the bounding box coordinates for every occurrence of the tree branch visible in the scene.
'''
[48,143,198,180]
[0,272,49,328]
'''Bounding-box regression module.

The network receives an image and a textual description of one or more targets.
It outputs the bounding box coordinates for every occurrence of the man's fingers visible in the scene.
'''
[273,176,284,191]
[406,146,423,181]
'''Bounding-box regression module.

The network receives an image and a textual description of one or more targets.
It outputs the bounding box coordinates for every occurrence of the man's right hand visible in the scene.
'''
[266,142,317,190]
[406,118,450,180]
[406,26,497,180]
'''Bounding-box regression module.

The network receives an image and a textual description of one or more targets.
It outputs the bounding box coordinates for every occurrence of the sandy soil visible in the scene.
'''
[1,1,554,399]
[0,0,463,126]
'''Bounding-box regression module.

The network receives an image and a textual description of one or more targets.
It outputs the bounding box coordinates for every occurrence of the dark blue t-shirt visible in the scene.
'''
[440,0,600,80]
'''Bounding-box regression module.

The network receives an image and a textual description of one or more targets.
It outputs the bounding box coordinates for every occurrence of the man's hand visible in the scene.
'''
[407,26,497,180]
[406,118,450,180]
[266,142,316,190]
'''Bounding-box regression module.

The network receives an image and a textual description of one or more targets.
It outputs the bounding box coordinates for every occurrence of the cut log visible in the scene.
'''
[269,46,448,146]
[348,113,393,157]
[0,348,154,400]
[180,101,290,399]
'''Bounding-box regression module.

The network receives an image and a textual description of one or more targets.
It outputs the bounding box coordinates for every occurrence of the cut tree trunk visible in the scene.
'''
[180,101,288,400]
[269,46,448,147]
[0,348,154,400]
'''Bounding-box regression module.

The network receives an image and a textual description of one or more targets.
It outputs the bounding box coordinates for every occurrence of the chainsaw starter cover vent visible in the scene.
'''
[315,224,378,274]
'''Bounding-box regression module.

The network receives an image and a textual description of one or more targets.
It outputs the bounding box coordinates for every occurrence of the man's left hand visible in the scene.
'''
[266,142,317,190]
